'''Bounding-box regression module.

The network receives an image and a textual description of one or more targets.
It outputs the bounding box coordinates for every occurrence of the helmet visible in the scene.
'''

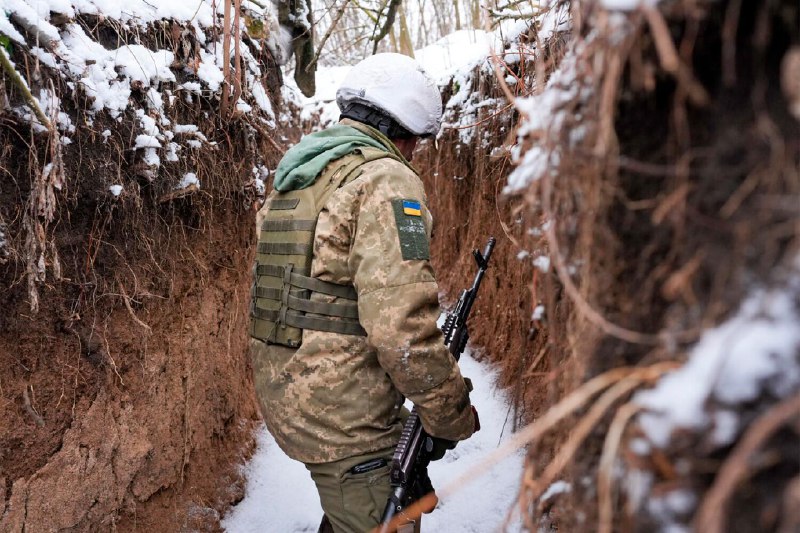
[336,53,442,137]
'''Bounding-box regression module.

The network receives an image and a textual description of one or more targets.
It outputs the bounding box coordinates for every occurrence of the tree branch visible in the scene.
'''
[0,48,51,129]
[371,0,401,54]
[306,0,350,72]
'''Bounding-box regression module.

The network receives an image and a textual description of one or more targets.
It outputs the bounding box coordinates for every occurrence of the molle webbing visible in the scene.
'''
[261,219,316,232]
[255,264,359,299]
[252,308,366,336]
[257,242,312,256]
[269,198,300,210]
[250,148,398,346]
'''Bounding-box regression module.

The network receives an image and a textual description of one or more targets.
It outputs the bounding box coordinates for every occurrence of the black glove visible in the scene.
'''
[425,435,456,462]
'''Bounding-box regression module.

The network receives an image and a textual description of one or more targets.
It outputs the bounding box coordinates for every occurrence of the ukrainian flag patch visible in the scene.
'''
[402,200,422,216]
[391,199,430,260]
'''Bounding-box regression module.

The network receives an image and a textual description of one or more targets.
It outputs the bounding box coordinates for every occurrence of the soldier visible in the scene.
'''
[249,53,479,532]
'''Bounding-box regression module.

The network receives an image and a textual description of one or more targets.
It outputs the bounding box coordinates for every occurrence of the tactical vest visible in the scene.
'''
[250,147,400,347]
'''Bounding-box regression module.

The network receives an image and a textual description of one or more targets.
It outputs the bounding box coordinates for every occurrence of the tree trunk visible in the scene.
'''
[397,3,415,58]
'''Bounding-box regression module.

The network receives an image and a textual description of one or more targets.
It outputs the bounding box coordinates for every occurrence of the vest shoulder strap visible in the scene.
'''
[313,147,401,212]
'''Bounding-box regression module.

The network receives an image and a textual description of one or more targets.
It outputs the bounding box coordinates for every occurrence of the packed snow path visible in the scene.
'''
[223,351,525,532]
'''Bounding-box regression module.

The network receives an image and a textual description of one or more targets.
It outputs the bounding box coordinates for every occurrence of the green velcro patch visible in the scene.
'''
[391,198,430,261]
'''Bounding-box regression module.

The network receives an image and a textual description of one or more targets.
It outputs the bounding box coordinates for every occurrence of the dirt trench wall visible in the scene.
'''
[419,0,799,529]
[492,0,800,530]
[0,146,276,532]
[415,90,548,425]
[598,3,799,530]
[1,203,259,531]
[0,154,268,532]
[0,36,293,533]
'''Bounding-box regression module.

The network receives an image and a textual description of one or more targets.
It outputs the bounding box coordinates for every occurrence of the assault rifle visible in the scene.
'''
[379,237,496,532]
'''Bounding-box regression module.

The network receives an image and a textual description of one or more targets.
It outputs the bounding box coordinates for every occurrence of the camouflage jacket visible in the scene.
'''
[252,119,476,464]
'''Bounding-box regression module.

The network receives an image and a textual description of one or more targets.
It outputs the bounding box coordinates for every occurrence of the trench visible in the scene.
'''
[2,1,799,532]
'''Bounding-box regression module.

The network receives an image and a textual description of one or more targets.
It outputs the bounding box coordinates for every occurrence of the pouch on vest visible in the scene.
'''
[250,147,399,347]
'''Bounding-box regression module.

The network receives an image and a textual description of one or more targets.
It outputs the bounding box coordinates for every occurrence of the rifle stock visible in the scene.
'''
[379,237,496,531]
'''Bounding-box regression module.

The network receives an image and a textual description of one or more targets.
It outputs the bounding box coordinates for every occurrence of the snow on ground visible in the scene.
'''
[295,65,353,125]
[414,30,491,79]
[222,426,321,533]
[223,351,525,532]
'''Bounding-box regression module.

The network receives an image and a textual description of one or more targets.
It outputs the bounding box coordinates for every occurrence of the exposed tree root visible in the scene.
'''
[598,402,642,533]
[693,393,800,533]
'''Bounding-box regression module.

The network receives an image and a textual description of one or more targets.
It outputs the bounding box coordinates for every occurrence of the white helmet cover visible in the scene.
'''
[336,53,442,137]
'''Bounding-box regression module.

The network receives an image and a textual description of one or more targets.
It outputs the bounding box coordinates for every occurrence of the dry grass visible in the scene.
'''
[371,363,677,532]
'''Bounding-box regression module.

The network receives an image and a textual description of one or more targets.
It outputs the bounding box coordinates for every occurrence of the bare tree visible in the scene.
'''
[308,0,491,65]
[396,3,414,57]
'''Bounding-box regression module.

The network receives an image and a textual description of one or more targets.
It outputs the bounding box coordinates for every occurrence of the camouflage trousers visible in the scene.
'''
[306,447,420,533]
